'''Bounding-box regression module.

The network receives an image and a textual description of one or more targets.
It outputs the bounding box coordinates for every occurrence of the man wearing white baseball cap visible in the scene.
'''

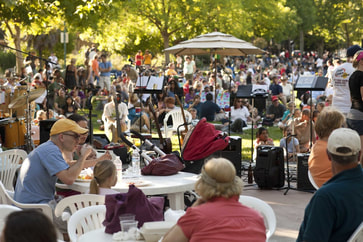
[297,128,363,241]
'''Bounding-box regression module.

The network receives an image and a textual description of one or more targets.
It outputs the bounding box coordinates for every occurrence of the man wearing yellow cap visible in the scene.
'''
[14,119,92,204]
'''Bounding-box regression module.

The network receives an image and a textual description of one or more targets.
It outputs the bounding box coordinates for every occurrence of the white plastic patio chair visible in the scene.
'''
[0,204,21,233]
[67,204,106,242]
[163,109,192,138]
[348,222,363,242]
[54,194,105,222]
[239,195,276,241]
[308,170,319,190]
[0,181,53,221]
[0,149,27,192]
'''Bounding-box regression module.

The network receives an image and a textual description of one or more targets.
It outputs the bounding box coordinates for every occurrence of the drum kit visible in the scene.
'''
[0,85,45,150]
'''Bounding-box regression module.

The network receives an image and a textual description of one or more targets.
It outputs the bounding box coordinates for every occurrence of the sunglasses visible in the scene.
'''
[63,132,80,140]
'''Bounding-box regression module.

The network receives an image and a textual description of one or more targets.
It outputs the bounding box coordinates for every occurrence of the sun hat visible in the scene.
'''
[346,45,362,57]
[327,128,361,156]
[50,119,88,136]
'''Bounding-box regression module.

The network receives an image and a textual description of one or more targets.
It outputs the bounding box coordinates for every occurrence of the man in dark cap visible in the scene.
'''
[330,45,362,116]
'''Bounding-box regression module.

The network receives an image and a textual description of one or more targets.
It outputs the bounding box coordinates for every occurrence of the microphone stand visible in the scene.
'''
[284,134,297,195]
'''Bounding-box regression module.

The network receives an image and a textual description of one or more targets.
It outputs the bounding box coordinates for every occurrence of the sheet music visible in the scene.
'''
[135,76,164,91]
[146,76,164,90]
[136,76,149,87]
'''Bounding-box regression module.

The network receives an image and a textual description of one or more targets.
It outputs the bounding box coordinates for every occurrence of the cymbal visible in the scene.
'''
[8,88,46,109]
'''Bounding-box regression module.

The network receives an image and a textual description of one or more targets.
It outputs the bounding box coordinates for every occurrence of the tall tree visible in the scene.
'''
[0,0,113,72]
[119,0,245,63]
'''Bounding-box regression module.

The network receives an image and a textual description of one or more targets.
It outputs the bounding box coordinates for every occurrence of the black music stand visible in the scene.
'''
[236,85,268,183]
[133,75,165,132]
[283,76,328,195]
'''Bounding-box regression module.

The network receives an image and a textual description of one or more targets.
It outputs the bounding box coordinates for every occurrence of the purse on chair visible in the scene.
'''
[103,185,164,234]
[141,154,185,176]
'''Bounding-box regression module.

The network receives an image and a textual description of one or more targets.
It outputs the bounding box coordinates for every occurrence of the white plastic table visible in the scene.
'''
[56,172,198,210]
[77,228,145,242]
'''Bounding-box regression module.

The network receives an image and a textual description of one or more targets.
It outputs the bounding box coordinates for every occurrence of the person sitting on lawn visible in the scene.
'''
[254,127,274,148]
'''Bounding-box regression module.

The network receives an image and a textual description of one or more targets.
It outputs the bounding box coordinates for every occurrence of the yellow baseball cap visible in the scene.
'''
[50,119,88,136]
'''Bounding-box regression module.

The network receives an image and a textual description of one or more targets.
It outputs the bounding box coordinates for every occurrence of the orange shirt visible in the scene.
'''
[144,53,152,65]
[308,139,333,187]
[92,59,99,76]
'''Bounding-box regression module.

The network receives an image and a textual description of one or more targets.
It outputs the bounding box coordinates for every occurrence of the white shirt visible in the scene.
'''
[231,106,250,122]
[280,82,293,97]
[102,101,129,124]
[331,62,355,114]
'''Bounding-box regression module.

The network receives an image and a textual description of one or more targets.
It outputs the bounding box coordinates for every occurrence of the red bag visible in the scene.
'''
[141,154,184,176]
[182,118,230,161]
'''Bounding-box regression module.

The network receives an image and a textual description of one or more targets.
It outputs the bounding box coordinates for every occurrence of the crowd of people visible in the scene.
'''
[0,44,362,241]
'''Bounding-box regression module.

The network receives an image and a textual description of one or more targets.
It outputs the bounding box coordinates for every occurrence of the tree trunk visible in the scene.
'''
[299,30,304,54]
[344,23,350,47]
[14,25,23,75]
[162,31,170,65]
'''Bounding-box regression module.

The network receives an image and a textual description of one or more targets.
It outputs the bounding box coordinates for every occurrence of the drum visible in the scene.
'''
[12,86,28,117]
[3,119,26,148]
[0,87,11,117]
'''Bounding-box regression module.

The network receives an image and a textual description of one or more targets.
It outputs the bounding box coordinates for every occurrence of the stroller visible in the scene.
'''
[181,118,230,174]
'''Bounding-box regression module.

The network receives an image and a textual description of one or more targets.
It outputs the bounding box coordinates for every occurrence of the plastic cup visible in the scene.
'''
[135,107,141,113]
[119,213,135,223]
[121,220,138,232]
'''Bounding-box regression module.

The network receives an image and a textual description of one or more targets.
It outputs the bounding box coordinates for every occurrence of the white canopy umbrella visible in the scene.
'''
[164,32,264,56]
[164,32,264,102]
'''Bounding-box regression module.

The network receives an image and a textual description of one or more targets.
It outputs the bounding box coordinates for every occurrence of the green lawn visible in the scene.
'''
[85,108,283,161]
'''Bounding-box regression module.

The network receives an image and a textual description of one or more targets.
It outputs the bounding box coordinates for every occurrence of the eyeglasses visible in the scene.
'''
[63,133,80,140]
[237,100,243,103]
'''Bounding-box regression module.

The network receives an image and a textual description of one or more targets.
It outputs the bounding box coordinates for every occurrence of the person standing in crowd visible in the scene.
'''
[308,107,345,188]
[143,50,152,68]
[183,56,195,82]
[331,45,362,116]
[65,58,77,90]
[297,128,363,242]
[135,50,143,70]
[91,54,100,86]
[99,54,112,91]
[162,158,266,242]
[347,49,363,166]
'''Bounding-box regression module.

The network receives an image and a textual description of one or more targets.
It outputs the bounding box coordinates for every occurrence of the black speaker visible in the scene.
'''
[39,119,57,144]
[254,146,285,189]
[297,153,315,190]
[183,137,242,176]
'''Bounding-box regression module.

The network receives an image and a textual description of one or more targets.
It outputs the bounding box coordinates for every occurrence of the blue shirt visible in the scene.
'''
[200,100,221,122]
[269,83,282,96]
[297,165,363,242]
[99,61,112,76]
[14,140,69,204]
